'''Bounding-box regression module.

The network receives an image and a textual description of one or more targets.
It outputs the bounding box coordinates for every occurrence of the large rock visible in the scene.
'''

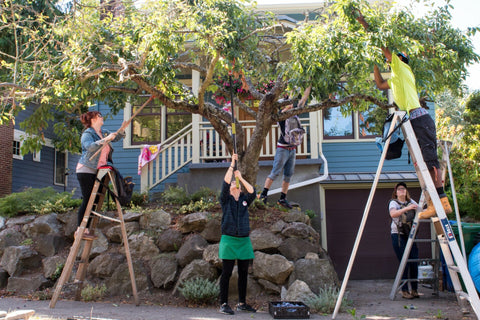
[250,228,283,252]
[107,261,149,295]
[77,230,109,259]
[0,229,24,257]
[281,222,319,240]
[22,213,61,237]
[283,211,310,224]
[202,244,222,268]
[175,234,208,267]
[105,222,140,243]
[139,209,171,231]
[258,279,281,294]
[156,229,183,252]
[125,233,159,261]
[281,279,316,302]
[33,234,65,257]
[6,216,35,228]
[149,253,177,289]
[87,253,125,278]
[200,219,222,243]
[57,211,77,238]
[289,255,340,294]
[177,212,208,233]
[173,259,218,295]
[123,210,144,222]
[42,255,66,279]
[278,238,320,261]
[1,246,41,276]
[270,220,287,234]
[252,251,293,285]
[7,274,48,294]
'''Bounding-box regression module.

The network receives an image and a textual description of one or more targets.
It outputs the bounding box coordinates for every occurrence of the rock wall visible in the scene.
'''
[0,208,339,303]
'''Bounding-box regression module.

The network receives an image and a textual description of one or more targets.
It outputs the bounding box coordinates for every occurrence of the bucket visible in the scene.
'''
[418,264,434,280]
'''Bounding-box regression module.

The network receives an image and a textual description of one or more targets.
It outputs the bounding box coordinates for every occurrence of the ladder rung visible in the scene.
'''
[407,258,439,263]
[91,211,121,223]
[413,239,438,243]
[448,265,461,273]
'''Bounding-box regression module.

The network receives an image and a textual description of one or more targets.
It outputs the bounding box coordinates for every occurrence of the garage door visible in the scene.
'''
[325,186,430,280]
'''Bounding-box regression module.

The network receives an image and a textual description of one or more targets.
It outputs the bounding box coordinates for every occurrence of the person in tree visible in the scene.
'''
[389,182,419,299]
[259,86,311,209]
[356,13,452,219]
[218,153,257,315]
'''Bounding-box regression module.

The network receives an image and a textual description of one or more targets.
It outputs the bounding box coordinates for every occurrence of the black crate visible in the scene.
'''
[268,301,310,319]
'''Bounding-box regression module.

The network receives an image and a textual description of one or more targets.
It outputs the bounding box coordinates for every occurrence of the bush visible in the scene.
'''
[81,284,107,302]
[0,187,81,217]
[305,285,351,314]
[178,277,219,304]
[190,187,217,202]
[130,192,149,207]
[177,199,216,215]
[161,186,190,205]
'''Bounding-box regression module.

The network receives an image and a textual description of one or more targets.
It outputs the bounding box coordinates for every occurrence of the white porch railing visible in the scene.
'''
[140,119,313,193]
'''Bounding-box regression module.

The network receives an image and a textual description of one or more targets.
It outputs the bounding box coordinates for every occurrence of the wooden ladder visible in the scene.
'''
[49,167,138,308]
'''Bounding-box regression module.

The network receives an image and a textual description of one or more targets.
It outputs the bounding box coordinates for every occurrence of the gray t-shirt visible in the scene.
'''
[388,199,418,234]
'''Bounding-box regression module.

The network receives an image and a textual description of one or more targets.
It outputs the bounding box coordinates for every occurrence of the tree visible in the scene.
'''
[1,0,478,184]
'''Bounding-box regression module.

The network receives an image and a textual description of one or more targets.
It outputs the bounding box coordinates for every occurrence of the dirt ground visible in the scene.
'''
[0,279,477,320]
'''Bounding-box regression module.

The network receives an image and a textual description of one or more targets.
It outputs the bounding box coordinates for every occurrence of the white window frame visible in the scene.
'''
[54,149,68,187]
[33,150,41,162]
[13,129,24,160]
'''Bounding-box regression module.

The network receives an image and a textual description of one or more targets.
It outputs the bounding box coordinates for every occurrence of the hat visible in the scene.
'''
[395,182,407,189]
[397,52,409,64]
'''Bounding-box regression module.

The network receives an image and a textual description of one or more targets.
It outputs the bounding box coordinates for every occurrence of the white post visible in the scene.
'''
[192,70,201,163]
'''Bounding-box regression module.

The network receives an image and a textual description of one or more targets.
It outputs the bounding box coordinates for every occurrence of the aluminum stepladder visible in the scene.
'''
[386,111,480,316]
[49,167,138,308]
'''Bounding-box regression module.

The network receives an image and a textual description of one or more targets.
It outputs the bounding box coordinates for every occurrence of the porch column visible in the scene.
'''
[309,110,320,159]
[192,70,201,163]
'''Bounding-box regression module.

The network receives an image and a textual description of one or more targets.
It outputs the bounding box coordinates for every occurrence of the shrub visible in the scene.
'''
[161,186,190,205]
[0,187,81,217]
[177,199,216,215]
[178,277,219,303]
[130,192,149,207]
[81,284,107,302]
[305,285,351,314]
[190,187,217,202]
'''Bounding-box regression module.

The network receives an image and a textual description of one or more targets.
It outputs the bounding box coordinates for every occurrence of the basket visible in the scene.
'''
[268,301,310,319]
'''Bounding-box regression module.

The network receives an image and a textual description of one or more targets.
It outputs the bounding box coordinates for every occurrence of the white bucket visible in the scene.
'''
[418,264,434,280]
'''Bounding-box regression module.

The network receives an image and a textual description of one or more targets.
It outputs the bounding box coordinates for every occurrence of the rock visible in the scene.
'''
[200,219,221,242]
[281,222,319,240]
[0,229,24,257]
[22,213,61,237]
[175,234,208,267]
[139,209,171,231]
[173,259,218,295]
[77,230,109,259]
[107,261,149,295]
[33,234,65,257]
[278,238,320,261]
[281,279,316,302]
[123,210,143,222]
[105,222,140,243]
[1,246,41,276]
[202,244,222,268]
[156,229,183,252]
[124,233,159,261]
[42,255,66,279]
[177,212,208,233]
[57,211,77,238]
[283,211,310,224]
[270,220,287,234]
[252,251,293,285]
[87,253,125,278]
[225,266,262,299]
[149,253,177,289]
[258,278,281,294]
[6,216,36,228]
[7,274,48,294]
[250,229,283,252]
[290,257,340,294]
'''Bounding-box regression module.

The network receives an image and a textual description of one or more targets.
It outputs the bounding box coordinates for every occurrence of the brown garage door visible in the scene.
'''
[325,186,430,280]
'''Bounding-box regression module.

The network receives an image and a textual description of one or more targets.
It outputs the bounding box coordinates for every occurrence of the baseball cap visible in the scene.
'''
[395,182,407,189]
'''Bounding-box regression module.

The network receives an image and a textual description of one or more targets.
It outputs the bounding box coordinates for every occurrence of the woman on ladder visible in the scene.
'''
[75,111,124,239]
[389,182,420,299]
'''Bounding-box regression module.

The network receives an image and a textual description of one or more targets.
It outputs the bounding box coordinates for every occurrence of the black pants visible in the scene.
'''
[76,172,97,227]
[220,259,250,305]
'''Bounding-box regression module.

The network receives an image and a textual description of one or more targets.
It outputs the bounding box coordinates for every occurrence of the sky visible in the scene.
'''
[256,0,480,92]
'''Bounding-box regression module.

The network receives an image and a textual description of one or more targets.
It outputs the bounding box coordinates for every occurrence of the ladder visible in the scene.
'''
[49,167,139,308]
[387,111,480,315]
[332,111,480,319]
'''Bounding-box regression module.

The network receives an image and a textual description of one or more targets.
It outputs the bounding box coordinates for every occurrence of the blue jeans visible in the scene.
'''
[267,147,296,183]
[391,233,418,292]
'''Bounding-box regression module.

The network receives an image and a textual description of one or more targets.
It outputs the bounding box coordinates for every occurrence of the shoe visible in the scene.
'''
[440,196,453,214]
[402,291,414,299]
[82,233,98,241]
[277,198,293,209]
[410,290,420,298]
[259,193,268,204]
[418,198,436,219]
[219,303,234,315]
[236,303,256,312]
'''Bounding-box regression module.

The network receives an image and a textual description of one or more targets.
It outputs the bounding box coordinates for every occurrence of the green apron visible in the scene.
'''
[218,235,254,260]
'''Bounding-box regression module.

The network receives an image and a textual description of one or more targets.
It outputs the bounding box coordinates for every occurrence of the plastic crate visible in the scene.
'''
[268,301,310,319]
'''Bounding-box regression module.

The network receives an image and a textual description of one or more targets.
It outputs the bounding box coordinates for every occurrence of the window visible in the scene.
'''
[358,105,387,139]
[12,140,22,159]
[323,108,353,139]
[54,150,67,186]
[130,97,191,145]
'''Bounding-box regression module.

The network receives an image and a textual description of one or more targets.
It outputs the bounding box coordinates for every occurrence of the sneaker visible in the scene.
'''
[410,290,420,298]
[219,303,234,315]
[236,303,256,313]
[402,291,414,299]
[259,193,268,204]
[277,198,293,209]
